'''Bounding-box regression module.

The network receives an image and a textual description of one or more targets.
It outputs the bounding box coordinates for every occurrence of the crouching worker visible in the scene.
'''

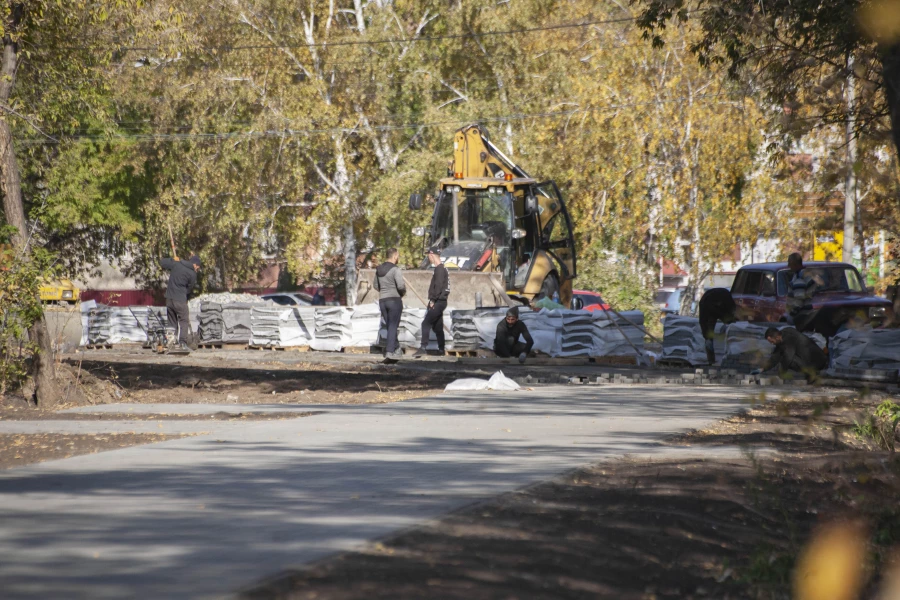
[494,307,534,364]
[762,327,827,382]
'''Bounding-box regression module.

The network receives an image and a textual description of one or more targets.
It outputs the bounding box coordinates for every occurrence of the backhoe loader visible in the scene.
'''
[356,125,577,309]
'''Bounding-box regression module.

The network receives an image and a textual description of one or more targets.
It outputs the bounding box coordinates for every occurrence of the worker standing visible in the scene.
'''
[413,247,449,358]
[374,248,406,361]
[762,327,827,381]
[786,252,821,331]
[160,254,201,351]
[697,287,739,365]
[493,306,534,363]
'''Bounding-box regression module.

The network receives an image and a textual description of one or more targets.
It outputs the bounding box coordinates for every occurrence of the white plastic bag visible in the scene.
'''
[444,370,521,392]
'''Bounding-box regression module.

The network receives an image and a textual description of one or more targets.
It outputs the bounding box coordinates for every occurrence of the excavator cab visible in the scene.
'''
[356,125,577,309]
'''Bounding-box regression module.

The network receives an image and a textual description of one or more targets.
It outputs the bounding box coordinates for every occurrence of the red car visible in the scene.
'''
[571,290,611,312]
[730,261,892,336]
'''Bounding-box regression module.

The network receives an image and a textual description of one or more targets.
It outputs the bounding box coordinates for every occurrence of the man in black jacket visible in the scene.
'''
[413,248,450,358]
[698,287,739,365]
[160,254,201,351]
[494,306,534,363]
[763,326,827,381]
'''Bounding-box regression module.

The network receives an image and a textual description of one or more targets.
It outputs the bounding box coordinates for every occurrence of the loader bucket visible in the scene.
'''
[356,269,516,309]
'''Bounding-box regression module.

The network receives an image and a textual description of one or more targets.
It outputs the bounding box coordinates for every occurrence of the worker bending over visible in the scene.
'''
[160,254,201,351]
[762,327,827,382]
[494,307,534,364]
[697,287,738,365]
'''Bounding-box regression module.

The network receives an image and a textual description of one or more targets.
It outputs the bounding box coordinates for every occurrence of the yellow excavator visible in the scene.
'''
[0,244,80,304]
[356,125,577,309]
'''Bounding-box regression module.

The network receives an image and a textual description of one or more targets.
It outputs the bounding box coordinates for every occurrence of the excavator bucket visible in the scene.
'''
[356,269,515,309]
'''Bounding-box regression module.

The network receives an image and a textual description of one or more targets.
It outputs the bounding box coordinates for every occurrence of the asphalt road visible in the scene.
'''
[0,384,754,599]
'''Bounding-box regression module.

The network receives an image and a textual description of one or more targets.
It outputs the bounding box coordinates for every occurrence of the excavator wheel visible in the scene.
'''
[539,274,560,301]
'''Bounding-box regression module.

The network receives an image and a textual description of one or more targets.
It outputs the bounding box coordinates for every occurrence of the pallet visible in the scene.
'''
[85,344,113,350]
[447,349,479,357]
[455,356,592,366]
[656,358,695,368]
[198,343,247,351]
[591,355,640,366]
[343,346,378,354]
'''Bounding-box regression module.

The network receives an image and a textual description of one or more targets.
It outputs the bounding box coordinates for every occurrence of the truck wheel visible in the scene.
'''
[539,274,559,300]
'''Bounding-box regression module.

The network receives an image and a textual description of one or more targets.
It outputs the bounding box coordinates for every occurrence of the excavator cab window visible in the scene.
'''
[432,188,515,284]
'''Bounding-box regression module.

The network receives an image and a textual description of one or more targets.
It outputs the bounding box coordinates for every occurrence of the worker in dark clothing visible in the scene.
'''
[763,327,827,381]
[413,247,450,358]
[374,247,406,361]
[786,252,822,331]
[494,306,534,363]
[698,287,739,365]
[160,254,201,351]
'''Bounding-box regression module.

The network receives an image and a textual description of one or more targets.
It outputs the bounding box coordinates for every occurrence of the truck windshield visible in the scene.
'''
[777,267,865,294]
[803,267,865,292]
[434,188,514,246]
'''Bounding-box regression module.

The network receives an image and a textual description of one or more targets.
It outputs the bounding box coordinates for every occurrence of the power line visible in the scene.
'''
[18,92,740,145]
[64,15,638,53]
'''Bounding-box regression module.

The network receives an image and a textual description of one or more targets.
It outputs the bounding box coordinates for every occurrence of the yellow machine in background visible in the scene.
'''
[813,232,844,262]
[39,279,80,304]
[1,244,80,304]
[357,125,578,309]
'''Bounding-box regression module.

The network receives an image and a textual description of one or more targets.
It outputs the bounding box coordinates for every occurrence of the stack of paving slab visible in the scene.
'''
[398,308,426,349]
[826,327,900,380]
[588,310,646,357]
[250,305,283,347]
[198,302,224,343]
[347,304,381,348]
[83,304,150,345]
[221,303,257,344]
[721,322,826,369]
[449,308,646,358]
[311,306,352,351]
[279,306,316,347]
[449,309,483,350]
[558,310,594,357]
[661,315,726,366]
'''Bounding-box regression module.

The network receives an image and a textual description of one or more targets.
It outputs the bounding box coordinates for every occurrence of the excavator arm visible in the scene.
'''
[451,125,530,180]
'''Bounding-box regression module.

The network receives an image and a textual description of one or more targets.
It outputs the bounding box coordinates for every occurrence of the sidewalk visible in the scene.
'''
[0,385,752,599]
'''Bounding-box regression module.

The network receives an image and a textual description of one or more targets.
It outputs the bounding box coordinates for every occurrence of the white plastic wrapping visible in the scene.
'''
[444,371,521,392]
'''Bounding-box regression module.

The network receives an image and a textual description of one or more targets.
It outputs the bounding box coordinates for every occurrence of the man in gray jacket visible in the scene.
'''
[374,248,406,360]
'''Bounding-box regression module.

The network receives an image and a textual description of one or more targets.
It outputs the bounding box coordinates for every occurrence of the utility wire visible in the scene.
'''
[18,92,739,145]
[63,15,638,53]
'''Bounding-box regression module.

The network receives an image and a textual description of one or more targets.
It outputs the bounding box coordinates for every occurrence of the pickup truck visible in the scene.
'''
[730,261,892,336]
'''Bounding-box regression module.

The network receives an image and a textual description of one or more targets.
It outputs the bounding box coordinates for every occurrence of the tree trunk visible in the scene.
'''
[343,223,358,305]
[844,54,857,264]
[0,33,64,407]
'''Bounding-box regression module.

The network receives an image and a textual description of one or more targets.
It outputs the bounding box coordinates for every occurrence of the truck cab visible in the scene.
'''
[731,261,892,335]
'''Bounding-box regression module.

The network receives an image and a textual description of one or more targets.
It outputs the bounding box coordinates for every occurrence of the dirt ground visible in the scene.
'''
[241,389,900,600]
[0,433,197,469]
[2,350,455,409]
